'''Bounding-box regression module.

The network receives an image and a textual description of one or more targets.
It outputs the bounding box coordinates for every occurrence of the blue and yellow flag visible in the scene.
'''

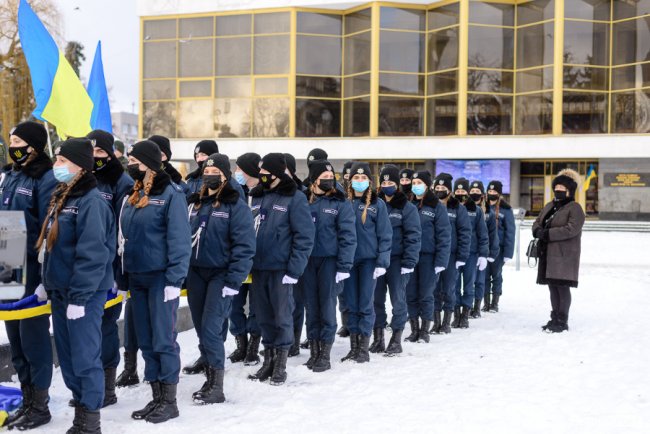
[88,41,113,133]
[18,0,93,139]
[583,164,597,192]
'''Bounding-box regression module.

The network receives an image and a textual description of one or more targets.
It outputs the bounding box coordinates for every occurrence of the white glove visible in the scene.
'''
[35,284,47,302]
[504,257,512,264]
[66,304,85,320]
[455,261,466,269]
[400,268,414,275]
[373,267,387,280]
[335,272,350,283]
[282,275,298,285]
[477,257,488,271]
[163,286,181,302]
[117,290,128,303]
[435,267,445,274]
[487,257,495,263]
[222,286,239,297]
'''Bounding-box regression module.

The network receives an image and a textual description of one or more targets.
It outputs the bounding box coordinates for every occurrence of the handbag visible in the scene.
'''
[526,238,539,267]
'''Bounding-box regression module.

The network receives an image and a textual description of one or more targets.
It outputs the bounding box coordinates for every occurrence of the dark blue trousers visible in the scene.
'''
[406,253,438,321]
[5,315,53,390]
[229,283,260,336]
[251,270,295,350]
[374,256,409,330]
[101,302,122,369]
[435,256,459,312]
[474,267,487,301]
[455,253,478,309]
[302,257,338,344]
[122,299,138,352]
[486,252,505,296]
[129,271,180,384]
[292,279,305,335]
[343,259,376,337]
[51,289,106,411]
[187,267,233,370]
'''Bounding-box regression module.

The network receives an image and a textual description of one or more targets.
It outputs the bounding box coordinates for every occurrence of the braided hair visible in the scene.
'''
[128,169,157,208]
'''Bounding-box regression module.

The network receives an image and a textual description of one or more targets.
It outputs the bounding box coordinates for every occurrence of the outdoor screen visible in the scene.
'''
[435,160,511,194]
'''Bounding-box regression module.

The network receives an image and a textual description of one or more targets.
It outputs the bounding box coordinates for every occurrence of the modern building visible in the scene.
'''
[137,0,650,219]
[111,111,139,145]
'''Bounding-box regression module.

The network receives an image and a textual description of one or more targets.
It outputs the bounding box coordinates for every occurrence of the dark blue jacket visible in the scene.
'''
[250,177,315,279]
[379,191,421,269]
[464,199,489,258]
[484,205,500,259]
[188,183,256,289]
[42,174,116,305]
[445,196,472,263]
[120,172,191,287]
[349,190,392,268]
[306,189,357,273]
[186,167,245,202]
[412,191,451,269]
[490,200,515,259]
[0,154,57,295]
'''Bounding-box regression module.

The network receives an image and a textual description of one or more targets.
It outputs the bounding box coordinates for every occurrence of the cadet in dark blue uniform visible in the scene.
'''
[399,168,414,195]
[184,140,220,198]
[247,153,314,386]
[469,181,500,317]
[341,162,392,364]
[452,178,489,329]
[0,121,57,430]
[301,160,356,372]
[39,138,115,433]
[372,165,420,354]
[485,180,515,312]
[186,153,256,403]
[336,160,354,338]
[432,173,471,334]
[148,135,186,190]
[404,171,451,343]
[119,140,191,424]
[87,129,134,408]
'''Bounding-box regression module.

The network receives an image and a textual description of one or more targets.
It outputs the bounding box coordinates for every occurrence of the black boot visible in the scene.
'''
[9,387,51,430]
[300,338,309,349]
[542,311,557,331]
[66,406,101,434]
[418,319,430,343]
[441,311,452,334]
[482,293,491,312]
[5,384,32,426]
[470,299,482,318]
[384,329,403,356]
[193,367,225,404]
[102,367,118,408]
[131,382,161,420]
[431,311,442,334]
[227,334,248,363]
[244,334,261,366]
[404,318,419,342]
[460,306,470,328]
[182,355,206,375]
[270,349,289,386]
[312,342,332,372]
[248,348,274,381]
[490,294,500,312]
[288,329,302,357]
[369,327,385,353]
[548,312,569,333]
[144,383,179,424]
[116,351,139,388]
[355,335,370,363]
[340,334,359,362]
[451,306,462,328]
[337,312,350,338]
[304,340,319,370]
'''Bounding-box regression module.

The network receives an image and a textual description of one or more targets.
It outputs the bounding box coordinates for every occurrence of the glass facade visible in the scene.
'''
[141,0,650,138]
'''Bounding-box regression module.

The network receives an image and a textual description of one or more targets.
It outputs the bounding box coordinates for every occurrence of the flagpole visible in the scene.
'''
[43,121,53,157]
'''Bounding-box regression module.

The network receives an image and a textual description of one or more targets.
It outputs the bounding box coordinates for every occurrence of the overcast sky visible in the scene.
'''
[57,0,139,113]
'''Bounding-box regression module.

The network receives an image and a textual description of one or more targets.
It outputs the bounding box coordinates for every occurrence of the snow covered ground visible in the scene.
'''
[3,230,650,433]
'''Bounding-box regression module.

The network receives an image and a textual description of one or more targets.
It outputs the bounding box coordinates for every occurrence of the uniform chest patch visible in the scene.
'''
[273,205,287,213]
[421,210,435,218]
[212,211,229,219]
[389,212,402,220]
[448,212,456,219]
[359,205,377,214]
[61,206,78,215]
[322,208,338,216]
[101,192,113,201]
[149,199,166,206]
[16,187,32,197]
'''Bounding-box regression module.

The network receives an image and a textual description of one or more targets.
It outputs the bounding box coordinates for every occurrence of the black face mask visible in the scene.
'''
[487,194,500,203]
[128,164,145,181]
[436,190,449,200]
[203,175,222,190]
[9,145,30,165]
[401,183,412,194]
[456,194,468,203]
[94,157,110,172]
[554,190,568,201]
[470,193,483,203]
[318,179,335,192]
[259,174,275,190]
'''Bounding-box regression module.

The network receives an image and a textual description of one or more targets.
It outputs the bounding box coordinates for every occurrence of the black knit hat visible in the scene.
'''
[413,170,432,187]
[203,153,231,180]
[148,135,171,160]
[454,177,470,193]
[399,168,414,181]
[56,138,94,172]
[307,148,328,166]
[87,129,114,157]
[194,140,219,160]
[283,153,297,175]
[342,161,354,178]
[487,180,503,195]
[379,165,400,185]
[350,161,372,178]
[261,153,287,178]
[470,180,485,194]
[236,152,261,178]
[309,160,335,183]
[552,175,578,197]
[10,121,48,152]
[130,140,163,171]
[434,172,453,191]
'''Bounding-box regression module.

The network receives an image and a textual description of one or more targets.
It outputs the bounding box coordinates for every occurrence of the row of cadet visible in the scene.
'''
[0,121,514,433]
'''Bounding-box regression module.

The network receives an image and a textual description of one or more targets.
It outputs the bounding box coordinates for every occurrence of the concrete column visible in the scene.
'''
[510,159,521,207]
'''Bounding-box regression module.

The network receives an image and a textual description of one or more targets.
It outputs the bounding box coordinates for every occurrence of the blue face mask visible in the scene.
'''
[381,185,397,196]
[352,180,370,193]
[53,166,75,183]
[234,171,247,186]
[412,184,427,196]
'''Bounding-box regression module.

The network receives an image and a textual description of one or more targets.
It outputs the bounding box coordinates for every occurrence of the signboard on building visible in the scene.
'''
[604,173,650,187]
[436,160,511,194]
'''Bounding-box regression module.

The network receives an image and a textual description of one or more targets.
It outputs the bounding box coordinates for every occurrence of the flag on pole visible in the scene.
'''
[18,0,93,139]
[88,41,113,133]
[583,164,597,192]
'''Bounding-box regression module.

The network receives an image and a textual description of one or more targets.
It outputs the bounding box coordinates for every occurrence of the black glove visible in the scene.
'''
[541,229,550,241]
[533,227,544,239]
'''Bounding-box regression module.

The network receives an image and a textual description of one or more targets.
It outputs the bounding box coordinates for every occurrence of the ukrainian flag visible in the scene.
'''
[18,0,93,139]
[583,164,597,192]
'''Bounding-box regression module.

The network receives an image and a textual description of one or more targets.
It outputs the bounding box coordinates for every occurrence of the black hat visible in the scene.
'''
[203,153,231,180]
[412,170,432,187]
[399,168,414,181]
[194,140,219,160]
[454,177,470,193]
[130,140,163,171]
[309,160,335,183]
[283,153,297,175]
[470,180,485,194]
[307,148,328,166]
[552,170,579,196]
[350,161,372,178]
[148,135,171,160]
[487,180,503,195]
[342,161,354,178]
[261,153,287,178]
[56,138,94,172]
[10,121,48,152]
[434,172,453,191]
[379,165,400,185]
[236,152,261,178]
[87,129,114,157]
